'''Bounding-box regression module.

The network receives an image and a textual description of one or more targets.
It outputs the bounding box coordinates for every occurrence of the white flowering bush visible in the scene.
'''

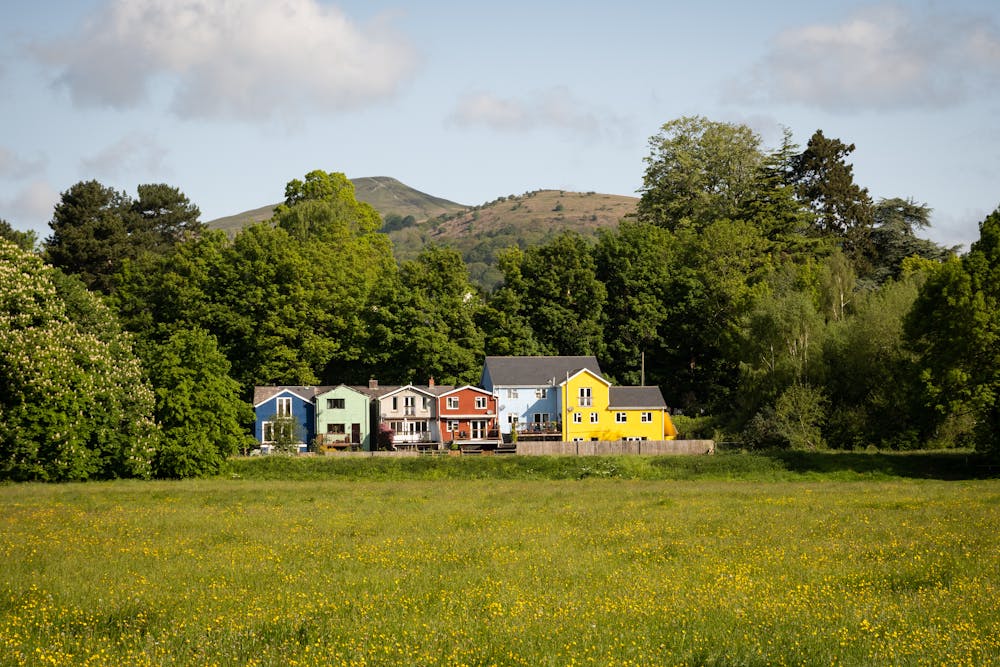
[0,240,159,481]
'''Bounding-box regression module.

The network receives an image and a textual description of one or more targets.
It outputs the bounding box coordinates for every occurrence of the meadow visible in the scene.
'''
[1,453,999,666]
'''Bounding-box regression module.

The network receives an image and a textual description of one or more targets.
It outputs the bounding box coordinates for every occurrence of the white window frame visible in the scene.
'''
[475,396,487,409]
[262,421,274,442]
[507,389,518,399]
[578,387,592,407]
[616,412,627,423]
[535,388,547,399]
[573,412,582,424]
[641,412,652,423]
[447,397,460,410]
[447,420,460,432]
[508,415,519,425]
[590,412,599,423]
[276,397,292,417]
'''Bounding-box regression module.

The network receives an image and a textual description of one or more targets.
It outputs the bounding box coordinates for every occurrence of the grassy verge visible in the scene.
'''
[222,449,994,482]
[1,472,999,665]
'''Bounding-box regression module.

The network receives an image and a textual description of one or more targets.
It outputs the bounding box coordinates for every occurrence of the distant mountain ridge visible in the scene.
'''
[206,177,639,288]
[206,176,469,235]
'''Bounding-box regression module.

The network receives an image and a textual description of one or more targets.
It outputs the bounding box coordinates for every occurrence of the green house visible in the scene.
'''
[314,385,373,451]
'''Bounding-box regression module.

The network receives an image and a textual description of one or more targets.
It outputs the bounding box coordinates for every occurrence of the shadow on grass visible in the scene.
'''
[753,449,998,481]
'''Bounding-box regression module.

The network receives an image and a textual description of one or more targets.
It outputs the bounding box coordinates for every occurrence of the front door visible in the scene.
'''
[351,423,361,444]
[471,420,486,439]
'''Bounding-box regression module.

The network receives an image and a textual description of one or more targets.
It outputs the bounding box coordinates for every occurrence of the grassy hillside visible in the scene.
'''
[205,176,469,236]
[206,181,639,288]
[389,189,638,287]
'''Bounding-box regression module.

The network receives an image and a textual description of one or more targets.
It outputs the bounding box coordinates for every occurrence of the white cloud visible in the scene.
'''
[449,87,631,141]
[2,180,60,233]
[79,133,169,179]
[728,4,1000,111]
[0,147,46,180]
[33,0,417,121]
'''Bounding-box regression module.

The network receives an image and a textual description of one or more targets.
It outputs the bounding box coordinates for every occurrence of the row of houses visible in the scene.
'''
[253,356,678,452]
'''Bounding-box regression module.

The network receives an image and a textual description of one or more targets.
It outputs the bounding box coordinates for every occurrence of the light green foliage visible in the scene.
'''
[637,116,767,230]
[143,328,254,477]
[0,240,158,481]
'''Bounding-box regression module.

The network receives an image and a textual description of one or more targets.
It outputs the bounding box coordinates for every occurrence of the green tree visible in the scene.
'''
[906,207,1000,454]
[498,231,606,357]
[130,183,204,252]
[868,197,953,284]
[0,219,37,252]
[374,245,485,385]
[44,180,133,293]
[593,220,675,385]
[637,116,768,231]
[142,328,254,478]
[0,240,159,481]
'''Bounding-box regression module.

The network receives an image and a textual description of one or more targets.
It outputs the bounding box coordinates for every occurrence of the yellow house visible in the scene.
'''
[560,368,677,442]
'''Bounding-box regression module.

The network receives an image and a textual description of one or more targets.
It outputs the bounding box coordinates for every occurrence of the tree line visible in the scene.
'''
[2,116,998,480]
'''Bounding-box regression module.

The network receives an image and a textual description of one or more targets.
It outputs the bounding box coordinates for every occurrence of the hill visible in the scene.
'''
[207,180,639,289]
[388,189,638,287]
[206,176,469,236]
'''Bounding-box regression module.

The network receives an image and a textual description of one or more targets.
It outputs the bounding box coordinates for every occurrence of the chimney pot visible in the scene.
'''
[428,376,435,387]
[369,378,378,389]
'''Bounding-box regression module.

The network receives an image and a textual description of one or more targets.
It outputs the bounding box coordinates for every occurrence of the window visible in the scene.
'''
[616,412,627,423]
[578,387,592,407]
[475,396,487,409]
[590,412,599,423]
[391,397,398,411]
[573,412,582,424]
[641,412,652,423]
[507,389,519,399]
[572,437,584,443]
[276,397,292,417]
[624,436,647,442]
[404,396,415,415]
[447,420,460,432]
[447,397,460,410]
[327,398,345,410]
[262,421,273,442]
[535,388,548,399]
[327,423,345,434]
[508,415,519,425]
[263,420,293,443]
[533,413,549,424]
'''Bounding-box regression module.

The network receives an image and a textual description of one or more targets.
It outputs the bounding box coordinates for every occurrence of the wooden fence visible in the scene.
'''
[514,440,715,456]
[320,440,714,457]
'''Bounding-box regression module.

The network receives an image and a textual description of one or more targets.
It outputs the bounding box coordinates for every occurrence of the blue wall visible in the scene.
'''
[254,390,315,445]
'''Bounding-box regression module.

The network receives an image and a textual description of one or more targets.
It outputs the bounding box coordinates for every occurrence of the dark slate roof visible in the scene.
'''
[252,385,324,407]
[608,386,667,409]
[483,356,603,387]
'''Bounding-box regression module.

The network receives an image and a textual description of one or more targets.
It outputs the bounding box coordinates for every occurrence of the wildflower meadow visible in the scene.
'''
[1,457,999,665]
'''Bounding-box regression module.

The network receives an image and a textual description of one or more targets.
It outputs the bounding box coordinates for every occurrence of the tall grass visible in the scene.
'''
[2,472,998,665]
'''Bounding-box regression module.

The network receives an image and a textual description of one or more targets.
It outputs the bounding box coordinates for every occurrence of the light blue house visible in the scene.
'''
[252,386,317,452]
[314,384,373,451]
[480,356,604,438]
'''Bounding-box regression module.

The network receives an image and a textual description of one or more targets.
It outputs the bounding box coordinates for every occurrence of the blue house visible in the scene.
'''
[253,386,318,452]
[480,356,604,438]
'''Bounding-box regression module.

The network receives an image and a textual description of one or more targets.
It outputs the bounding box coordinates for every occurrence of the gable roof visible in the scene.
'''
[375,384,454,400]
[438,384,495,399]
[483,356,603,387]
[608,386,668,410]
[252,385,321,408]
[559,367,612,388]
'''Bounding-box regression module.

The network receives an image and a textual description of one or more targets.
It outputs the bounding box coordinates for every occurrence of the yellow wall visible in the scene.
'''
[562,369,674,441]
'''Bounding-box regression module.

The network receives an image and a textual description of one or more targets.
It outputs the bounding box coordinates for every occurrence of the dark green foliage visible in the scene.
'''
[906,207,1000,455]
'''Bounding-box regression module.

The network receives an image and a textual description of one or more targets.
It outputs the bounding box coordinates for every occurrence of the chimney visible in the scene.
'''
[369,378,378,390]
[428,376,435,387]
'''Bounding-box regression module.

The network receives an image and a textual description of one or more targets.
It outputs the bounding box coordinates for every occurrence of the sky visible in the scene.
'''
[2,0,999,249]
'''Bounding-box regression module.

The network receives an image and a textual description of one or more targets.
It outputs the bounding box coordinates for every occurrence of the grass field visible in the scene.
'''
[2,453,999,666]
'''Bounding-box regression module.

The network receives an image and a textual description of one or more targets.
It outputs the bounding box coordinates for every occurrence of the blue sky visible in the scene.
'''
[2,0,999,249]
